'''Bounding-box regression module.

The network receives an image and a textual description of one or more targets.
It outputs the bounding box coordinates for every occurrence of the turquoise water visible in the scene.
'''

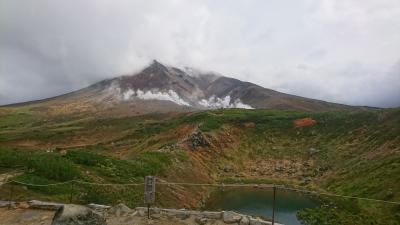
[205,187,319,225]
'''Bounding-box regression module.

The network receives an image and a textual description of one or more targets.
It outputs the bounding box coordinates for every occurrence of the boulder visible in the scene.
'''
[222,211,242,223]
[239,216,250,225]
[87,203,111,211]
[29,200,63,210]
[201,211,222,219]
[18,202,30,209]
[136,207,164,217]
[51,204,106,225]
[249,218,272,225]
[160,209,191,219]
[0,200,15,208]
[185,130,211,150]
[108,203,131,216]
[248,218,284,225]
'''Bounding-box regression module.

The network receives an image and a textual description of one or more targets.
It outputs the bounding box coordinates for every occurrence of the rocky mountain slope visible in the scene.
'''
[3,60,362,116]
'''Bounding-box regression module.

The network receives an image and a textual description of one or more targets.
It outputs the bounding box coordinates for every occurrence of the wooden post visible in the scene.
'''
[69,181,74,203]
[272,185,276,225]
[8,181,14,210]
[147,204,150,219]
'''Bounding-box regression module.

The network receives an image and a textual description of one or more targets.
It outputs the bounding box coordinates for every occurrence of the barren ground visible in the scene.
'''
[0,208,234,225]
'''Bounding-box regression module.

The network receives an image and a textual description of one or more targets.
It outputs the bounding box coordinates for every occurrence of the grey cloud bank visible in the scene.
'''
[0,0,399,107]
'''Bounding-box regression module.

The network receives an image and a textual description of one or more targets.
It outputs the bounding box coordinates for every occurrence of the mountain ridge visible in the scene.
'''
[1,60,375,114]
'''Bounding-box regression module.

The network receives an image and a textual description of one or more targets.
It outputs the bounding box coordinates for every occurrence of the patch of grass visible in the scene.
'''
[66,150,172,183]
[0,108,42,129]
[13,174,71,195]
[297,200,400,225]
[0,147,80,181]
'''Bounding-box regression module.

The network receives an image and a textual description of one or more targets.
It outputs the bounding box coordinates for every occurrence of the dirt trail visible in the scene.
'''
[0,208,53,225]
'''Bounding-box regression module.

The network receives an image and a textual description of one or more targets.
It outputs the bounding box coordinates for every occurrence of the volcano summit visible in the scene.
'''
[5,60,359,116]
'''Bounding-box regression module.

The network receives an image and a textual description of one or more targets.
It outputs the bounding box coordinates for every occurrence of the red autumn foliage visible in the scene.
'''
[294,117,316,128]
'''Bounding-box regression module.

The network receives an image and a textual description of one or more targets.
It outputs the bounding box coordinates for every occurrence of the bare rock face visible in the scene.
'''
[51,204,106,225]
[184,130,212,150]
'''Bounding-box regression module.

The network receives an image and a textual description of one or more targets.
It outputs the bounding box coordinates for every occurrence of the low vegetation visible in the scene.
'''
[0,107,399,224]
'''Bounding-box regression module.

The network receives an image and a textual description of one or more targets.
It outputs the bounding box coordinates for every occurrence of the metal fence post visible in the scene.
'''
[272,185,276,225]
[144,176,156,219]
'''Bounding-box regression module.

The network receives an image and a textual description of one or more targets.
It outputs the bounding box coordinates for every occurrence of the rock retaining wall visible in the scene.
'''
[135,207,284,225]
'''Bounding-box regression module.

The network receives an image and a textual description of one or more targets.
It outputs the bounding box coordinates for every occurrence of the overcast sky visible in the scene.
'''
[1,0,399,107]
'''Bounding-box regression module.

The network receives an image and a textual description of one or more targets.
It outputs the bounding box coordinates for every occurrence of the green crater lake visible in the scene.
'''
[205,187,319,225]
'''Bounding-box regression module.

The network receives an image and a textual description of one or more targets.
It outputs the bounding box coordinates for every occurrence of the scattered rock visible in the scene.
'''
[150,213,162,219]
[222,211,242,223]
[195,216,208,225]
[51,204,106,225]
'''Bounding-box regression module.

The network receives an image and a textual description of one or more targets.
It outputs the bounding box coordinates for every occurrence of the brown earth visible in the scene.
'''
[294,118,316,128]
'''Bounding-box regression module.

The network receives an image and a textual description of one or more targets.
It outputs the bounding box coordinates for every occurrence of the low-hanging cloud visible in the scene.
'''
[0,0,399,107]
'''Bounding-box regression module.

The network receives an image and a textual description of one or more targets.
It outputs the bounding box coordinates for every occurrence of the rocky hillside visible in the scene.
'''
[0,107,399,225]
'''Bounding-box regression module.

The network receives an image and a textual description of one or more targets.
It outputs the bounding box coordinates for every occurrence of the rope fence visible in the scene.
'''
[2,178,400,205]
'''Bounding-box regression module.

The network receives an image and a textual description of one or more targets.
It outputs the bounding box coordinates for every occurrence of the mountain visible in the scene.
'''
[3,60,362,116]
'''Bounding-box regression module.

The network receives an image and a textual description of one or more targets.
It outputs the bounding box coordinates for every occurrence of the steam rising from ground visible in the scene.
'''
[199,96,253,109]
[121,89,253,109]
[122,89,190,106]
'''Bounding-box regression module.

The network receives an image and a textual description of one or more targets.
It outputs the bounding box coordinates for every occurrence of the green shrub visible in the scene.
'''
[27,154,80,181]
[66,150,107,166]
[0,147,28,168]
